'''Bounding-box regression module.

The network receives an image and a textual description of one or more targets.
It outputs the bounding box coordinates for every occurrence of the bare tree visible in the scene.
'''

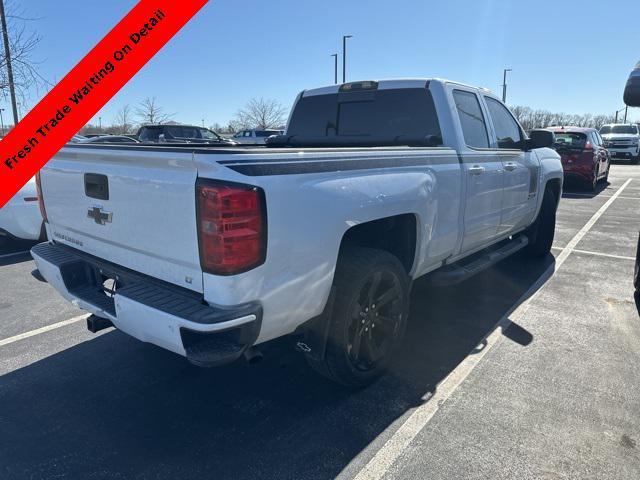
[114,104,133,133]
[510,105,616,131]
[0,0,49,123]
[134,96,173,125]
[234,97,287,130]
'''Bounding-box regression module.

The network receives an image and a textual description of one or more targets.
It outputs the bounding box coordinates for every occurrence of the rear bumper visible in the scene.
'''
[31,242,262,367]
[562,164,594,183]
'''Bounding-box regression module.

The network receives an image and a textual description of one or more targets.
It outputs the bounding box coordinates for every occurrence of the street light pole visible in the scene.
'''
[501,68,512,103]
[342,35,353,83]
[624,106,628,123]
[331,53,338,84]
[98,116,102,131]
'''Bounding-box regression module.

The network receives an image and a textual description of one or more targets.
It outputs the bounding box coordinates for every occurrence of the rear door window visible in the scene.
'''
[453,90,490,148]
[484,97,523,149]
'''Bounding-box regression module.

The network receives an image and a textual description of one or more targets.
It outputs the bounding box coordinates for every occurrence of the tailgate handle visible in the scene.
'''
[84,173,109,200]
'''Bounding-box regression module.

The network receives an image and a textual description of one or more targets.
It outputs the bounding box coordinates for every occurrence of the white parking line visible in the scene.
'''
[571,249,636,261]
[351,178,633,480]
[0,250,31,259]
[0,314,89,348]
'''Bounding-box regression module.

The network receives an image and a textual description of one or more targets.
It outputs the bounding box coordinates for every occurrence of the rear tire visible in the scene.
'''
[306,247,410,387]
[525,189,557,258]
[587,165,599,192]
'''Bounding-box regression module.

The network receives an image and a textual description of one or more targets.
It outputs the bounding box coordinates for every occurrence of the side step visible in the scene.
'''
[86,314,114,333]
[428,235,529,287]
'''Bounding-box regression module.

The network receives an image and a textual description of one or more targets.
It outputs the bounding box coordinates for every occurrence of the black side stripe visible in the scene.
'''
[222,155,459,176]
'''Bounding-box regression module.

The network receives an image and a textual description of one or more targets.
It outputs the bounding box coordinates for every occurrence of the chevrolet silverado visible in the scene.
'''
[32,78,562,386]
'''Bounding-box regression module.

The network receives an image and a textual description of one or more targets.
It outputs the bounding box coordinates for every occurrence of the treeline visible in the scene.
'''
[510,106,620,131]
[78,97,288,136]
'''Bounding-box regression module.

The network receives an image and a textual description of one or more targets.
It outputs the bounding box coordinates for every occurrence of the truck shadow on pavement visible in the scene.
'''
[0,253,553,480]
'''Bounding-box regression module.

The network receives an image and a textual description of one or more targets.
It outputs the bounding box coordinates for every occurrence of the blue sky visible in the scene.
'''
[15,0,640,127]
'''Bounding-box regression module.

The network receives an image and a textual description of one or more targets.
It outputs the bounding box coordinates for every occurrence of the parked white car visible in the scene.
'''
[32,78,562,386]
[0,177,44,242]
[232,129,283,145]
[599,124,640,164]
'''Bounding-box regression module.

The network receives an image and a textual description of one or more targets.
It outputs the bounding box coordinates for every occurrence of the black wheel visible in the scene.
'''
[525,189,557,258]
[306,248,410,387]
[603,164,610,183]
[635,233,640,292]
[587,165,599,192]
[632,156,640,165]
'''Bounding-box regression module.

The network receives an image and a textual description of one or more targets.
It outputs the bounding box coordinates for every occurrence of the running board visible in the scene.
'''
[428,235,529,286]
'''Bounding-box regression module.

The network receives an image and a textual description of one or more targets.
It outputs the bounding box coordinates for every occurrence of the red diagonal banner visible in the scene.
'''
[0,0,208,208]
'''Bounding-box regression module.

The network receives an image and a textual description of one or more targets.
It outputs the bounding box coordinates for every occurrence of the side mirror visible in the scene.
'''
[526,129,555,150]
[624,62,640,107]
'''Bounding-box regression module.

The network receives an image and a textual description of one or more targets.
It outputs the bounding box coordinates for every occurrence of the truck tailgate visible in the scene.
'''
[40,146,203,293]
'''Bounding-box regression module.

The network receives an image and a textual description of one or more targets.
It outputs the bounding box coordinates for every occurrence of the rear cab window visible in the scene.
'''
[286,85,443,147]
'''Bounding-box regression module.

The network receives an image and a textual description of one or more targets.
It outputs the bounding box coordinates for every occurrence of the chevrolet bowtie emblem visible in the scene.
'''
[87,206,113,225]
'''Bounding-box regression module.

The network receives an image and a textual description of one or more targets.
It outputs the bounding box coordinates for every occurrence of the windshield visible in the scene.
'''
[600,125,638,135]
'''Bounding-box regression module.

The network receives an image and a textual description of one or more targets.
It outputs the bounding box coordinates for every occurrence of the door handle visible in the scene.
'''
[469,165,485,175]
[504,162,517,172]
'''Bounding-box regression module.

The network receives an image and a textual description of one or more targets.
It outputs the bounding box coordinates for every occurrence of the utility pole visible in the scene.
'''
[0,0,18,124]
[501,68,512,103]
[342,35,353,83]
[202,118,205,128]
[98,116,102,131]
[0,107,4,137]
[624,106,628,123]
[331,53,338,84]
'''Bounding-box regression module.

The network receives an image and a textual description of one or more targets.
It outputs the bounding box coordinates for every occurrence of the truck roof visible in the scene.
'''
[302,78,493,98]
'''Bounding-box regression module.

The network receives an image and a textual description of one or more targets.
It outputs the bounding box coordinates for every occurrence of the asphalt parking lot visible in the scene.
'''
[1,164,639,480]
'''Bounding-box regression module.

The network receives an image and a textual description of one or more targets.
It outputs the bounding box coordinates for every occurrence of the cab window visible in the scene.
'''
[484,97,523,149]
[453,90,490,148]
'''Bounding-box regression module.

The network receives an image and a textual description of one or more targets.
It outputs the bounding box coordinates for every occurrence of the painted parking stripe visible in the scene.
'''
[571,249,636,261]
[0,250,31,259]
[0,314,89,348]
[351,178,633,480]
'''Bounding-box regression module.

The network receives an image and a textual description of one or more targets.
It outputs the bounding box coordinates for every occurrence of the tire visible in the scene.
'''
[632,156,640,165]
[587,165,599,192]
[603,164,610,183]
[306,247,410,387]
[525,189,557,258]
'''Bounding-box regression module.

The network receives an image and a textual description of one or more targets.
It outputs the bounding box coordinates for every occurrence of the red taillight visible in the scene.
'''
[196,180,266,275]
[35,172,48,222]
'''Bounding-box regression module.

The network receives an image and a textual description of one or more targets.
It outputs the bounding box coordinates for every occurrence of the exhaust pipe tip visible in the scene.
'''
[243,347,263,365]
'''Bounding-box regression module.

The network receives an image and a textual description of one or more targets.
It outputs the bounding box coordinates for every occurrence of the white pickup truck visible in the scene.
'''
[32,78,562,386]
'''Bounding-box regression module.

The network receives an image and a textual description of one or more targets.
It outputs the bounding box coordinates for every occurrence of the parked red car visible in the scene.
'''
[547,127,610,191]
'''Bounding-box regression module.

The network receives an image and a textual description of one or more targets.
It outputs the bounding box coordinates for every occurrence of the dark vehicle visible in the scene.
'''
[83,134,109,139]
[624,62,640,294]
[81,135,140,144]
[137,124,236,145]
[547,126,610,191]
